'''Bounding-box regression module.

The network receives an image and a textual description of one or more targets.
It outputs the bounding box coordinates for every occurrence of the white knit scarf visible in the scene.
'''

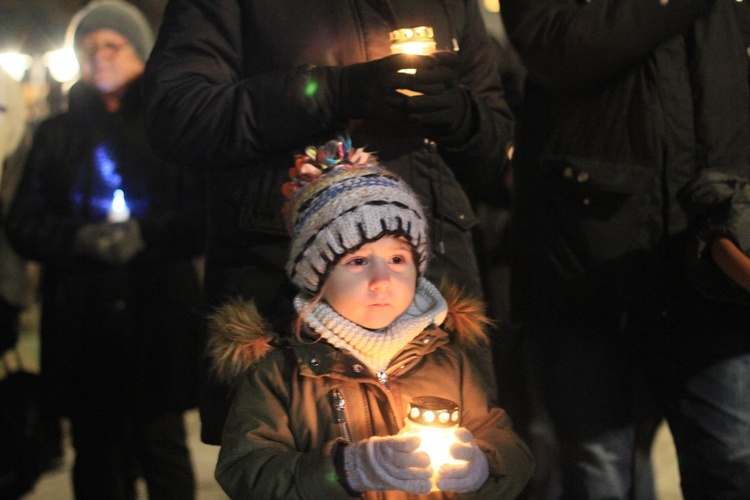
[294,277,448,373]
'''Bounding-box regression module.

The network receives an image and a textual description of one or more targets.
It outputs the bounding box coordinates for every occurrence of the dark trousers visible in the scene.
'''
[69,410,195,500]
[524,266,750,499]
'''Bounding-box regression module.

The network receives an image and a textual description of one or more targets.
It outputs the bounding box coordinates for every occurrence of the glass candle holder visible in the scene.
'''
[389,26,436,96]
[399,396,461,490]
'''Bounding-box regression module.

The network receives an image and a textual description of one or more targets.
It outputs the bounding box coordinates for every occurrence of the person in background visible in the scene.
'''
[502,1,750,498]
[0,67,31,356]
[6,1,206,498]
[142,0,514,445]
[208,138,534,499]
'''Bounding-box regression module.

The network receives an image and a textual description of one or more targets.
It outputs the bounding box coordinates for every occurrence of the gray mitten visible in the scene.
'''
[343,435,432,494]
[73,220,145,265]
[436,428,489,493]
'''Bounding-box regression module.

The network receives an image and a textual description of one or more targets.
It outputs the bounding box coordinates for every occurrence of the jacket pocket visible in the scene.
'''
[538,155,655,268]
[542,155,651,218]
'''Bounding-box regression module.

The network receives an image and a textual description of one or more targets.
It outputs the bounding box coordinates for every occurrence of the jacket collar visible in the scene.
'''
[208,282,490,385]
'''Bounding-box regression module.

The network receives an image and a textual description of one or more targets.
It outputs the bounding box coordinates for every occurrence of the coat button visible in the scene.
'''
[310,357,320,367]
[576,171,589,183]
[563,166,574,178]
[352,364,363,373]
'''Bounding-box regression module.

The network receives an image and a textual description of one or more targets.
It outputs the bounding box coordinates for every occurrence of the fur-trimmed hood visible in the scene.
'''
[208,284,492,384]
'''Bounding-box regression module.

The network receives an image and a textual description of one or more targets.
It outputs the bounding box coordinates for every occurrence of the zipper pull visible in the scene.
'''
[377,371,390,391]
[332,388,352,443]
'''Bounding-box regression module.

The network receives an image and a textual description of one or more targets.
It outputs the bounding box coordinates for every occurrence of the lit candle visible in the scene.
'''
[107,189,130,223]
[399,396,462,491]
[390,26,437,96]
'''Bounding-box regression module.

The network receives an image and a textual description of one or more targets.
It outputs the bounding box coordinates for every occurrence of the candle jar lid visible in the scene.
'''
[406,396,459,428]
[389,26,436,55]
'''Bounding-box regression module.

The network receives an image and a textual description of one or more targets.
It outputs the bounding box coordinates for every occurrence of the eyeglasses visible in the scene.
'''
[78,41,130,59]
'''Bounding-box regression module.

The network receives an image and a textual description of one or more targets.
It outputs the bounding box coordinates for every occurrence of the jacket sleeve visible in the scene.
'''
[458,350,535,499]
[136,162,208,262]
[142,0,342,168]
[5,121,80,266]
[436,0,515,184]
[216,353,355,500]
[501,0,713,91]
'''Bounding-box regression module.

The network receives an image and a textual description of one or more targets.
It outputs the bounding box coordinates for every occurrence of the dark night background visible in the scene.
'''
[0,0,168,55]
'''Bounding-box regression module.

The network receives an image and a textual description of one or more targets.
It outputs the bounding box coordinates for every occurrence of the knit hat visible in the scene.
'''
[284,137,429,294]
[67,0,154,62]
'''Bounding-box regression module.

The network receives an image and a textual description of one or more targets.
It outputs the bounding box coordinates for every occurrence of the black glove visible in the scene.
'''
[336,53,437,121]
[73,220,145,265]
[396,51,474,141]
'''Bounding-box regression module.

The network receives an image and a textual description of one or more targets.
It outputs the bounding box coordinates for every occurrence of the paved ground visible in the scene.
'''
[15,304,682,499]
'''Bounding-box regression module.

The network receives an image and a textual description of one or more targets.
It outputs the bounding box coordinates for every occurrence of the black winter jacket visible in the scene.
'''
[502,0,750,320]
[6,79,207,415]
[143,0,513,299]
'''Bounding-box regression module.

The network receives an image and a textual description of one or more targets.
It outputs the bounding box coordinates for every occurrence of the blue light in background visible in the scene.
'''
[94,144,122,189]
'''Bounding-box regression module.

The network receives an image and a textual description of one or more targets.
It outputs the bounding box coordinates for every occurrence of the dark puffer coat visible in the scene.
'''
[6,79,207,416]
[502,0,750,321]
[209,288,534,499]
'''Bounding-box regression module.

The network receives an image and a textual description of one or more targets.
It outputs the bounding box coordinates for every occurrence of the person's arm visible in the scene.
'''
[455,351,535,499]
[5,121,80,265]
[502,0,713,91]
[433,0,515,183]
[711,237,750,294]
[135,161,207,262]
[143,0,342,168]
[216,353,355,499]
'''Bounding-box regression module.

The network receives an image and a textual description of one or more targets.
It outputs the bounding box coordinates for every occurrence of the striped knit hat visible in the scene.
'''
[284,137,429,294]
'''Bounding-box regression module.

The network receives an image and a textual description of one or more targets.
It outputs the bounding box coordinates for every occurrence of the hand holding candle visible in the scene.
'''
[335,53,433,121]
[395,51,473,141]
[343,434,432,494]
[436,428,490,493]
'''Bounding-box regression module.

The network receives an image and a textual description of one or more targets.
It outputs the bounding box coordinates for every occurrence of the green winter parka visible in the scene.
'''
[209,290,534,499]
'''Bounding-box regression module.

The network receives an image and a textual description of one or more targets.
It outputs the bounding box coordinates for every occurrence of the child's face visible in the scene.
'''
[323,236,417,330]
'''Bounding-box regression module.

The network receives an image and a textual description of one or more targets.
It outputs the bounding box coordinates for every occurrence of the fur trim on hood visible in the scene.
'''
[208,284,492,385]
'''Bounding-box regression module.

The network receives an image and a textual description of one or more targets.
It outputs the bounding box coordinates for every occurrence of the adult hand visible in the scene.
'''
[73,220,145,265]
[436,428,489,493]
[337,53,436,121]
[343,434,432,494]
[398,51,473,140]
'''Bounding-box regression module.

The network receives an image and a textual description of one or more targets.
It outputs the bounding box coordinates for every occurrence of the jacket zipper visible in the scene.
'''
[332,388,353,443]
[377,371,390,391]
[377,353,419,392]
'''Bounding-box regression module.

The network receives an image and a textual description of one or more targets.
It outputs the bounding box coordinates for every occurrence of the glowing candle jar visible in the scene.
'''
[399,396,461,490]
[107,189,130,223]
[390,26,436,96]
[390,26,437,59]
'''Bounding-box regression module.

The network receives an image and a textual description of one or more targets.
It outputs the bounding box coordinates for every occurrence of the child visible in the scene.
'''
[209,138,534,498]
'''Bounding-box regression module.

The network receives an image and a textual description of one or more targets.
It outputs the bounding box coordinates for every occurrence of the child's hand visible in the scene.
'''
[343,435,432,494]
[436,428,489,492]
